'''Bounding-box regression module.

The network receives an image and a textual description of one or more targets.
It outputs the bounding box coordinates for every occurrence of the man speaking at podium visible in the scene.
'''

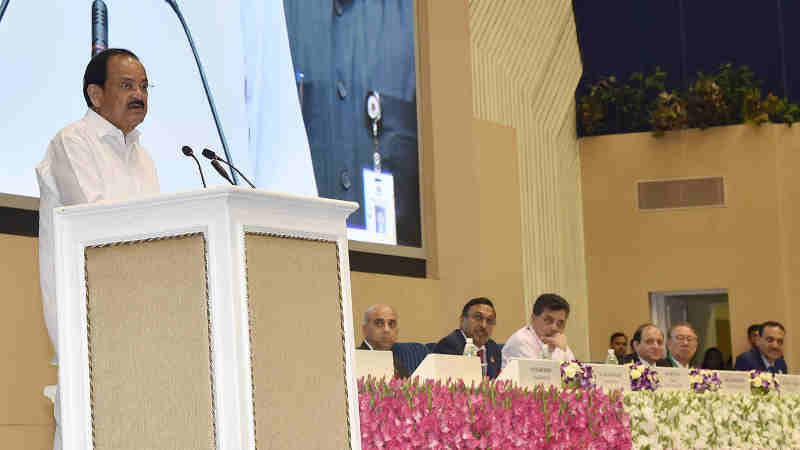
[36,48,160,449]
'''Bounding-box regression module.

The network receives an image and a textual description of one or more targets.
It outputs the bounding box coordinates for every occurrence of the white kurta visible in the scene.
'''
[501,325,576,369]
[36,109,160,357]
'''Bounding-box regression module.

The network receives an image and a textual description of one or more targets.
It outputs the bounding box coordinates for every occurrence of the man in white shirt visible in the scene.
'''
[502,293,575,368]
[37,48,160,450]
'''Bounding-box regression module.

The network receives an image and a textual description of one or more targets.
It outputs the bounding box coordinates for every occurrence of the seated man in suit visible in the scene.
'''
[623,323,670,367]
[747,323,762,349]
[665,322,698,368]
[734,321,788,374]
[502,294,575,368]
[358,304,409,378]
[433,297,502,378]
[609,332,628,365]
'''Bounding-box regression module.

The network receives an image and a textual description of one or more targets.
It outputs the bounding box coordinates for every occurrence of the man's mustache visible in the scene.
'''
[127,100,145,109]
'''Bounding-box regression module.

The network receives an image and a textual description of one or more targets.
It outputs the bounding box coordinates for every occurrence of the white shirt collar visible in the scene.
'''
[85,108,141,144]
[760,351,775,370]
[670,355,686,368]
[638,355,655,367]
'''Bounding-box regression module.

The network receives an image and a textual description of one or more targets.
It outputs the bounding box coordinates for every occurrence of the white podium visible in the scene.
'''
[53,187,360,450]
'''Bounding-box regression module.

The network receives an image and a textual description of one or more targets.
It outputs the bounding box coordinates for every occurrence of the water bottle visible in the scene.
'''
[541,345,551,360]
[605,349,618,365]
[463,338,478,357]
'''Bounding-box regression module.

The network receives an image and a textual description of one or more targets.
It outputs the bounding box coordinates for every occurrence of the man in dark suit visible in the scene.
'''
[747,323,762,349]
[283,0,421,246]
[433,297,502,378]
[609,332,628,365]
[358,304,409,378]
[734,321,788,374]
[622,323,671,367]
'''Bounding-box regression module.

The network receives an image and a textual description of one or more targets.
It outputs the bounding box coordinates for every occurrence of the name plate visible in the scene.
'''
[587,364,629,391]
[354,349,394,380]
[777,374,800,394]
[498,358,561,389]
[656,367,690,392]
[411,354,482,386]
[718,370,750,394]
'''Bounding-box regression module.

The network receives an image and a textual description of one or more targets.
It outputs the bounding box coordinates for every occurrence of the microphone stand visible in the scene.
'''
[0,0,11,25]
[164,0,239,185]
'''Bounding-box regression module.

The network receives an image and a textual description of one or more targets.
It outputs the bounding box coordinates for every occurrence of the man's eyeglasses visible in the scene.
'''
[673,335,697,343]
[113,80,155,94]
[468,313,496,326]
[371,318,397,329]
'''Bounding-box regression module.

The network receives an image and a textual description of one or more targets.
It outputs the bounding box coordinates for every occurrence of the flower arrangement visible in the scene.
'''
[750,370,780,395]
[560,360,595,390]
[624,391,800,449]
[627,362,660,392]
[689,368,721,393]
[358,376,632,449]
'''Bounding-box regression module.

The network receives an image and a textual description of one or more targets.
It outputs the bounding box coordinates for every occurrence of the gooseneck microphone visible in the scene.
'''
[202,148,256,188]
[181,145,207,188]
[91,0,108,57]
[0,0,11,26]
[210,160,234,185]
[164,0,239,185]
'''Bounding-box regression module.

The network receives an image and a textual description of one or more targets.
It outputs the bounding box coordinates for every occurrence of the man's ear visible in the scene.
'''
[87,84,103,109]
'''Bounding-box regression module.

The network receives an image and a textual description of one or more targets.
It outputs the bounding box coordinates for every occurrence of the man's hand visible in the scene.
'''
[542,333,567,351]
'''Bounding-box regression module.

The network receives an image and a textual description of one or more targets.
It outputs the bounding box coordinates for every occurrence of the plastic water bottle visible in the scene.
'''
[605,349,619,365]
[463,338,478,357]
[541,345,551,360]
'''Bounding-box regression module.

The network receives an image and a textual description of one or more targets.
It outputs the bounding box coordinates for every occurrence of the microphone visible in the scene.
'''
[91,0,108,57]
[202,148,256,188]
[164,0,239,185]
[181,145,207,188]
[0,0,11,26]
[211,160,234,185]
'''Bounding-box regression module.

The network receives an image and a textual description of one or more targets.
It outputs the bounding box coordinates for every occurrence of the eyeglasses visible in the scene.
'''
[468,313,496,326]
[113,79,155,94]
[371,318,397,329]
[673,335,697,343]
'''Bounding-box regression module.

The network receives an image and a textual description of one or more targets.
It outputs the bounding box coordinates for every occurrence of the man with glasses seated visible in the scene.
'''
[358,304,409,378]
[664,322,699,368]
[433,297,502,378]
[502,294,575,368]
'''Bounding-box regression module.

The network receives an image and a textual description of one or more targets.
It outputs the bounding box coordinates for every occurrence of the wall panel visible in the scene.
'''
[469,0,589,359]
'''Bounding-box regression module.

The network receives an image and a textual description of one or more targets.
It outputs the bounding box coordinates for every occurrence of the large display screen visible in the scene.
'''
[0,1,421,250]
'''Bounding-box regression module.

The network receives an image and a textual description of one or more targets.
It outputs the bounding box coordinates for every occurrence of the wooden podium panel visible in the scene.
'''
[245,234,350,449]
[85,234,215,450]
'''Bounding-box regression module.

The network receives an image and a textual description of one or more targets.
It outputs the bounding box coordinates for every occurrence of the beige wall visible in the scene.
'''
[581,124,800,370]
[0,234,56,449]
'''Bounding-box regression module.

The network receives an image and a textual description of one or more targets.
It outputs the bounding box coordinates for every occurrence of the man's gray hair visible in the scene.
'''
[363,305,377,325]
[363,304,395,325]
